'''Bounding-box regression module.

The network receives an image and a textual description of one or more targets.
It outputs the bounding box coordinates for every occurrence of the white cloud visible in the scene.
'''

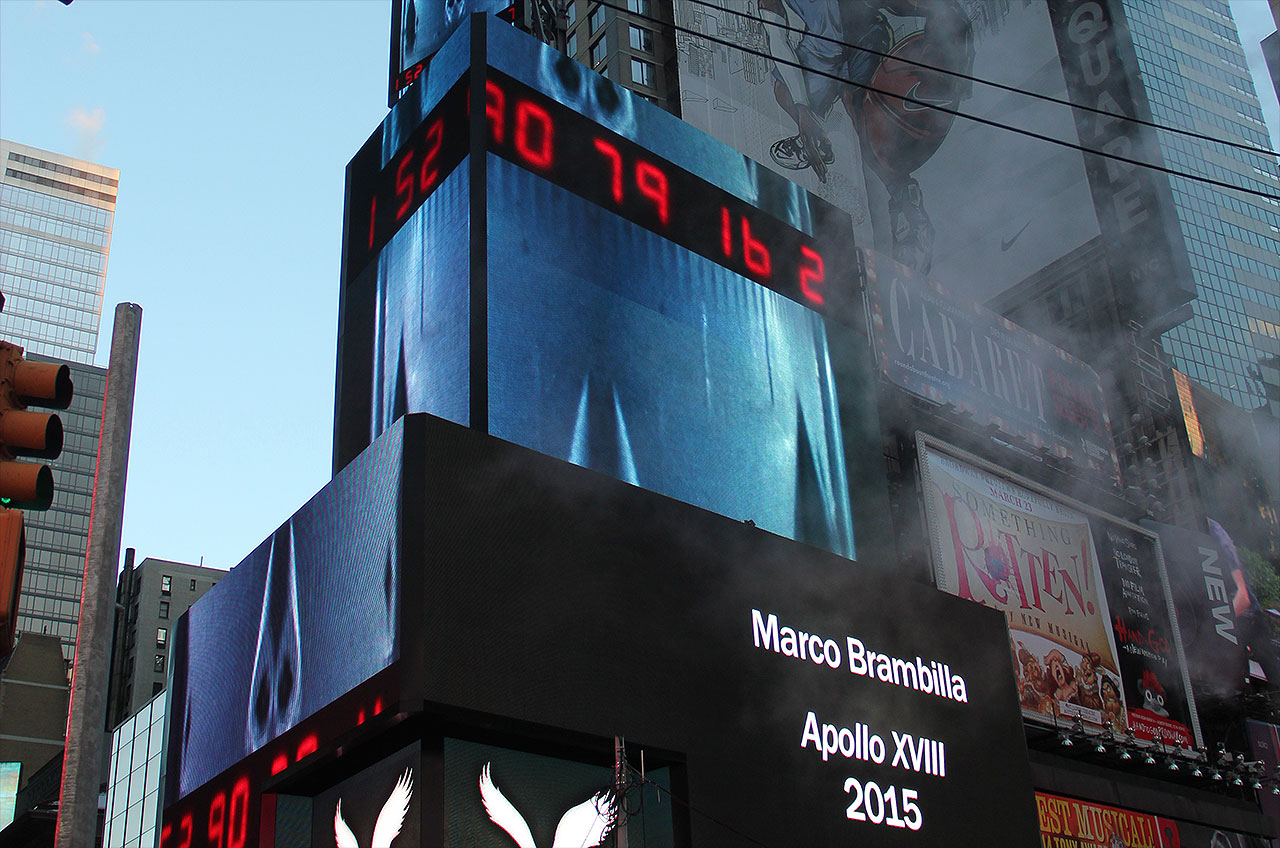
[64,106,106,159]
[81,32,100,55]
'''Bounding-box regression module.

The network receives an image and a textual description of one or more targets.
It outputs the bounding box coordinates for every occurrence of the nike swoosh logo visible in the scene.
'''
[1001,220,1032,252]
[902,82,954,112]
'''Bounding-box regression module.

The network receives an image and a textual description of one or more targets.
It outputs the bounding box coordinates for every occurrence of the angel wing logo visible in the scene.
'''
[334,768,413,848]
[479,762,617,848]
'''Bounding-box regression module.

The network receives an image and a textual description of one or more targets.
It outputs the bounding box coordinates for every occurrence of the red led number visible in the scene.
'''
[161,816,193,848]
[515,100,553,170]
[489,83,554,171]
[593,139,623,203]
[719,206,771,278]
[388,117,445,227]
[799,246,825,306]
[202,775,249,848]
[635,162,669,226]
[419,120,443,194]
[486,80,505,143]
[395,150,415,221]
[591,137,669,226]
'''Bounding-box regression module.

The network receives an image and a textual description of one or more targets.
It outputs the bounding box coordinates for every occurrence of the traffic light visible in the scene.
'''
[0,509,22,656]
[0,341,73,510]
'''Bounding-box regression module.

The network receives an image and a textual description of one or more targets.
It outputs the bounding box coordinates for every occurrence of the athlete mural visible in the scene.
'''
[759,0,973,274]
[675,0,1099,303]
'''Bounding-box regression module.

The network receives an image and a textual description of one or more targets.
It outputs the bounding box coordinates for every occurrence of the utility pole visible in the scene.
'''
[55,303,141,848]
[614,735,628,848]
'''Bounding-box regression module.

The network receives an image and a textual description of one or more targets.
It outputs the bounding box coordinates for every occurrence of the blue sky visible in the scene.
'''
[0,0,1277,572]
[1,0,391,570]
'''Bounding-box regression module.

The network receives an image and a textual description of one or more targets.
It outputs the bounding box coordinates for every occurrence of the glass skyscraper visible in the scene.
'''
[1119,0,1280,416]
[0,139,115,664]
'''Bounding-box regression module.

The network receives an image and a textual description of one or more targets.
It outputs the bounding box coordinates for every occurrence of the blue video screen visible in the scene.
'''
[486,155,854,557]
[165,425,403,801]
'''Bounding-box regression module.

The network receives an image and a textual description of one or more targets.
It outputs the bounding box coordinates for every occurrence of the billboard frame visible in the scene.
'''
[914,430,1202,749]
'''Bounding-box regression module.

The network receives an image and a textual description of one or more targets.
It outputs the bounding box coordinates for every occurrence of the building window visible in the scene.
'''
[568,32,578,55]
[588,4,605,33]
[154,654,164,673]
[153,681,164,695]
[565,1,577,26]
[156,627,166,648]
[589,36,608,66]
[159,601,169,620]
[160,575,171,595]
[631,58,654,87]
[625,0,649,14]
[629,25,652,53]
[190,578,196,591]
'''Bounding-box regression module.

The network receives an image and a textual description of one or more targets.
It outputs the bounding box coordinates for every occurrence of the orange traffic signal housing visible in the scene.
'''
[0,508,23,656]
[0,341,72,510]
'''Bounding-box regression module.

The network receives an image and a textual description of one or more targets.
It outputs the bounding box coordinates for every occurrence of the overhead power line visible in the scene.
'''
[593,0,1280,202]
[674,0,1278,159]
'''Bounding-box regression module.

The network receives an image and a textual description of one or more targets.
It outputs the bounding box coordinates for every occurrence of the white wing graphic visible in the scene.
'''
[334,799,360,848]
[370,768,414,848]
[552,791,616,848]
[479,762,538,848]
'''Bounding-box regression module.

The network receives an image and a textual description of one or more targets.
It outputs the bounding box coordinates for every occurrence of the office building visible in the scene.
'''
[102,691,167,848]
[0,139,115,365]
[0,140,116,665]
[1113,1,1280,417]
[560,0,678,111]
[107,554,221,729]
[0,634,68,802]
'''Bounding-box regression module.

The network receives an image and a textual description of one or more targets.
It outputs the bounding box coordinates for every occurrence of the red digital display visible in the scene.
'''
[160,670,397,848]
[350,71,838,316]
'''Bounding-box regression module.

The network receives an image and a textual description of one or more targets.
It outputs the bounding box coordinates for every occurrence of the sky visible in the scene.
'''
[0,0,1277,573]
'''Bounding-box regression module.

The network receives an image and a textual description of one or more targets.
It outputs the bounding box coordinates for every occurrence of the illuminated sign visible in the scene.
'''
[165,412,1042,845]
[919,435,1200,747]
[393,414,1042,845]
[351,72,832,315]
[864,250,1120,481]
[160,669,397,848]
[164,425,402,803]
[336,20,889,562]
[1037,792,1273,848]
[390,1,515,105]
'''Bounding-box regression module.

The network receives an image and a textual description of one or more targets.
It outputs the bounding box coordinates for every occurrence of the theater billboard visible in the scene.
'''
[918,435,1199,747]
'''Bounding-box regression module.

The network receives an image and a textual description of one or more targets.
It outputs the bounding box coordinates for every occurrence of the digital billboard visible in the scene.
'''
[390,0,514,103]
[1140,519,1250,703]
[864,248,1119,480]
[164,424,402,803]
[445,739,675,848]
[164,414,1040,845]
[337,18,893,563]
[396,413,1040,845]
[311,742,422,848]
[1036,793,1272,848]
[918,435,1199,747]
[673,0,1102,307]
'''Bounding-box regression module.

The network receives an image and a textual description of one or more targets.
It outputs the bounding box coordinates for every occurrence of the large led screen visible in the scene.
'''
[391,0,513,101]
[400,413,1041,846]
[1140,519,1250,703]
[918,436,1199,747]
[445,739,674,848]
[311,742,422,848]
[165,425,403,802]
[339,19,893,562]
[486,153,854,557]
